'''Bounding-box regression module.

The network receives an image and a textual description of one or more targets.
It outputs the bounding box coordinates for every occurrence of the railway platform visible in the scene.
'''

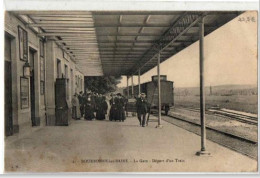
[5,115,257,172]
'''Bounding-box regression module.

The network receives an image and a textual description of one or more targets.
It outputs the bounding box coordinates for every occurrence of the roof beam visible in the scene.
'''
[100,46,148,49]
[92,11,241,15]
[38,33,96,37]
[57,42,98,45]
[92,11,184,15]
[43,27,96,30]
[54,40,98,42]
[70,51,100,53]
[60,36,97,38]
[99,55,141,59]
[31,17,93,21]
[100,49,145,52]
[125,15,151,57]
[100,52,144,55]
[129,12,207,75]
[64,44,99,47]
[28,22,94,27]
[31,23,217,28]
[57,39,156,43]
[95,23,170,28]
[45,30,96,33]
[100,54,142,56]
[96,33,164,36]
[102,64,137,65]
[13,11,92,15]
[28,14,92,18]
[38,32,165,37]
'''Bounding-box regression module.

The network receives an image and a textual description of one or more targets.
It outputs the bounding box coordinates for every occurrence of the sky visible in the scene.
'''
[117,11,258,88]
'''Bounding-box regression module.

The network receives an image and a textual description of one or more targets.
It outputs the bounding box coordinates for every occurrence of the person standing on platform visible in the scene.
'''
[116,93,125,122]
[96,95,108,120]
[78,91,84,118]
[95,94,100,119]
[72,93,81,120]
[109,93,117,121]
[105,95,111,120]
[84,92,95,121]
[92,92,98,119]
[122,95,128,119]
[136,93,149,127]
[120,95,126,122]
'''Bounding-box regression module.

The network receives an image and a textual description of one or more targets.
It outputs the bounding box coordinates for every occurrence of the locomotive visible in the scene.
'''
[123,75,174,115]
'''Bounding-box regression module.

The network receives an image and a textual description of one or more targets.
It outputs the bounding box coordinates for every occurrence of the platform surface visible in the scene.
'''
[5,115,257,172]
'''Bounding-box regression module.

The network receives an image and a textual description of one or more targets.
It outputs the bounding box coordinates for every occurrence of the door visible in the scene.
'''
[5,35,13,136]
[29,49,36,126]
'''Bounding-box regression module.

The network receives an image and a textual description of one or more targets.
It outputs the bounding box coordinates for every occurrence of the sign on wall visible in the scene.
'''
[18,26,28,62]
[20,77,29,109]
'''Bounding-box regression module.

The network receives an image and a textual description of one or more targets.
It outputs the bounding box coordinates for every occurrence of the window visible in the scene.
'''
[64,64,69,99]
[40,39,45,95]
[65,65,68,79]
[20,77,29,109]
[70,69,73,97]
[18,26,28,62]
[57,59,61,78]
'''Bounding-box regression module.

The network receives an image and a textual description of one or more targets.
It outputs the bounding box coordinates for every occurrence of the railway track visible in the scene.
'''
[174,106,258,125]
[161,113,258,160]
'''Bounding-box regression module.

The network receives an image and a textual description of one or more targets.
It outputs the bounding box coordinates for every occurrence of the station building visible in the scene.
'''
[4,12,84,137]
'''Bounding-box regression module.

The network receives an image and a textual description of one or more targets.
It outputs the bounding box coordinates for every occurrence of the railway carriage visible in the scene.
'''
[123,75,174,115]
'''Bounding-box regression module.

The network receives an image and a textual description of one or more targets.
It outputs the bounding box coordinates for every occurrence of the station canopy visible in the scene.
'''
[12,11,242,76]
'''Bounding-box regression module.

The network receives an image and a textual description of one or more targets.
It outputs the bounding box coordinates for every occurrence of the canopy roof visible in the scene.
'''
[12,11,243,76]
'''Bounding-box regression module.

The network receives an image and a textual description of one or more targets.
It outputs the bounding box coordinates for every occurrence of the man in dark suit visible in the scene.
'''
[115,93,125,122]
[78,91,84,118]
[136,93,149,127]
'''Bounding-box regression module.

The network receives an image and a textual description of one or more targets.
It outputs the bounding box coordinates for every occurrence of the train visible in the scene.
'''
[123,75,174,115]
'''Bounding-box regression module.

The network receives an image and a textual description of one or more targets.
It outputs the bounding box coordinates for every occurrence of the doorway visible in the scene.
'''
[5,35,13,136]
[29,49,37,126]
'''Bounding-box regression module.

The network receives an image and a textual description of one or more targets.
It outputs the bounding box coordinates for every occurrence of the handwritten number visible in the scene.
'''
[238,16,256,23]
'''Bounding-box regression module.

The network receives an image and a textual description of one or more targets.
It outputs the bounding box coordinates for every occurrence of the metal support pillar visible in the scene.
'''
[156,52,163,128]
[138,69,141,95]
[196,17,210,156]
[127,76,129,99]
[131,75,134,97]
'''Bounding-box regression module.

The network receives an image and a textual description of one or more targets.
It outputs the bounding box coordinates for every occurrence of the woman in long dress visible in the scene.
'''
[84,93,95,120]
[105,95,111,120]
[116,93,125,122]
[72,93,81,120]
[109,94,117,121]
[96,95,108,120]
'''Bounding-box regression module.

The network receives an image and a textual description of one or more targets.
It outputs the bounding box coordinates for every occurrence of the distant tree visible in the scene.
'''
[84,76,122,94]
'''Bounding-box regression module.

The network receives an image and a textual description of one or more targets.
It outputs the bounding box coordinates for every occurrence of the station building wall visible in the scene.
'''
[4,12,84,136]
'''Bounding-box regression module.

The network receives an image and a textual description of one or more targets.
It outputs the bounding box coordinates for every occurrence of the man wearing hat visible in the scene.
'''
[109,93,117,121]
[136,93,149,127]
[84,92,95,120]
[115,93,125,122]
[78,91,84,118]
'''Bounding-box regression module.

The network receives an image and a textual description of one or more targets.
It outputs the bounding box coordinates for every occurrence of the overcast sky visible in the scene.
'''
[117,11,257,88]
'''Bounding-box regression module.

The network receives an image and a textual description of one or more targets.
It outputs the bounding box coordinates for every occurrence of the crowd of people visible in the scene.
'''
[72,90,150,127]
[109,93,127,122]
[71,91,128,122]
